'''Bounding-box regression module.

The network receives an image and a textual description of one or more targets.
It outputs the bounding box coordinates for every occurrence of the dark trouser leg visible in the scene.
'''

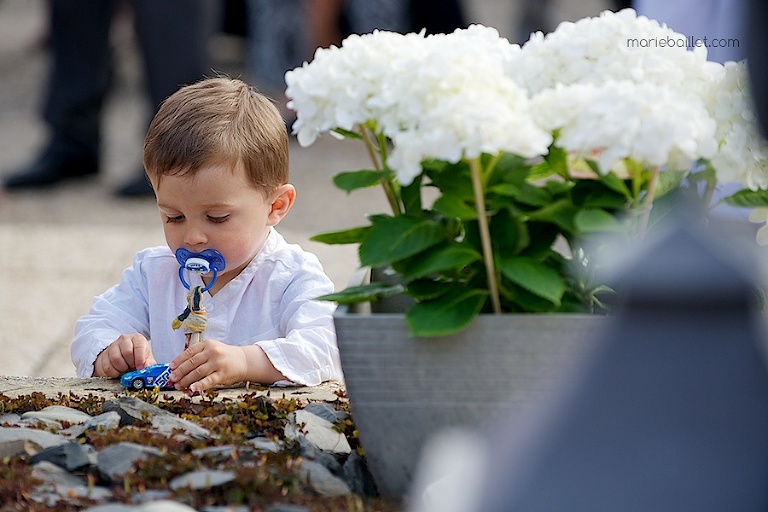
[4,0,117,188]
[132,0,218,112]
[115,0,218,197]
[43,0,118,160]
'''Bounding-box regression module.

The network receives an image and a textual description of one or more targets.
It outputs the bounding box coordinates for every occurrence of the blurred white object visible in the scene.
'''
[408,429,489,512]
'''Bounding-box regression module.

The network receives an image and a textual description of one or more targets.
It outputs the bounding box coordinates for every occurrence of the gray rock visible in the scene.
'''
[19,416,63,430]
[0,438,42,458]
[169,469,236,491]
[97,442,164,483]
[21,405,93,426]
[30,442,95,472]
[263,505,311,512]
[62,411,121,438]
[30,461,112,506]
[129,489,173,504]
[103,397,209,439]
[102,396,167,426]
[248,436,284,453]
[192,445,240,462]
[86,411,122,431]
[202,506,250,512]
[297,459,351,497]
[297,436,343,477]
[150,413,210,439]
[284,410,351,455]
[82,501,197,512]
[303,402,348,424]
[343,450,378,497]
[0,413,21,425]
[0,426,68,449]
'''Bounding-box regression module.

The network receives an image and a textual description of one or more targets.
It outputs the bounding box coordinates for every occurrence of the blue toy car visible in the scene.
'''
[120,363,173,391]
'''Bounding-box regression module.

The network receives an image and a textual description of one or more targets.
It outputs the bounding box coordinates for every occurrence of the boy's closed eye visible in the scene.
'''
[164,215,229,224]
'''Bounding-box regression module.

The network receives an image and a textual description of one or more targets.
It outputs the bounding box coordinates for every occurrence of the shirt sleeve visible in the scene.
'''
[254,254,343,386]
[70,251,152,377]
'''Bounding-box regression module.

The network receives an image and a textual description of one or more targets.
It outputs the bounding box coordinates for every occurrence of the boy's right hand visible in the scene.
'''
[93,334,156,378]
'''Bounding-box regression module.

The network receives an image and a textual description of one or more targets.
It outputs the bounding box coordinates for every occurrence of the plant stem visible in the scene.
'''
[470,157,502,314]
[359,125,402,216]
[638,165,660,238]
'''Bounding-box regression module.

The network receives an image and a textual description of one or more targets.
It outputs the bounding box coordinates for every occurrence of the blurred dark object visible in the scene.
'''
[222,0,248,37]
[613,0,633,9]
[747,0,767,138]
[477,218,768,512]
[3,0,218,198]
[408,0,466,34]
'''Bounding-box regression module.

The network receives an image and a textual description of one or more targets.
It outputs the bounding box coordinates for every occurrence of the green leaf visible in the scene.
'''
[310,226,370,245]
[333,170,383,193]
[598,172,632,198]
[527,199,579,234]
[655,170,686,199]
[499,257,565,305]
[406,279,454,301]
[401,173,424,214]
[574,209,625,233]
[527,159,556,181]
[316,282,405,304]
[331,127,362,140]
[546,145,569,179]
[432,195,477,220]
[724,188,768,208]
[359,215,447,267]
[490,208,529,255]
[406,289,488,336]
[400,244,482,280]
[488,152,531,186]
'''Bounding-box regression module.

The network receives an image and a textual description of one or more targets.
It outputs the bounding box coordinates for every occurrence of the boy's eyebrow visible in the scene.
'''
[157,201,238,210]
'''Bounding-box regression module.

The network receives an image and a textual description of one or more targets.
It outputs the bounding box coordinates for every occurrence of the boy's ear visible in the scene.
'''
[267,184,296,226]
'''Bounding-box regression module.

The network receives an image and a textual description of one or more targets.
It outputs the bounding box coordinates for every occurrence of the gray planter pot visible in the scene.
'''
[333,268,607,498]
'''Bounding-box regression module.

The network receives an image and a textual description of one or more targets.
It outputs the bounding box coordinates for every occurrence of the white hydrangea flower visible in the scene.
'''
[514,8,722,98]
[708,61,768,191]
[285,25,550,185]
[285,30,429,147]
[531,80,716,173]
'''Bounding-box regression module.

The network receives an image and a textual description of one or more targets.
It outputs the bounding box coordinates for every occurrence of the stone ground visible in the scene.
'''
[0,0,611,378]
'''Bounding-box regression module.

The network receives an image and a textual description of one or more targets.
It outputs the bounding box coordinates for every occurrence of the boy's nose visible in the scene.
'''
[183,225,208,246]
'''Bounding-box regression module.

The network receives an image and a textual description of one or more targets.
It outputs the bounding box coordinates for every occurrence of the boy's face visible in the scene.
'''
[153,162,293,292]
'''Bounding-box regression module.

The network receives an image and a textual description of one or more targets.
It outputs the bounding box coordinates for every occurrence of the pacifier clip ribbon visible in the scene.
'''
[172,248,226,348]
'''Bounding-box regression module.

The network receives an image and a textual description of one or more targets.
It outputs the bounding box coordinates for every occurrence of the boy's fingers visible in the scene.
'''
[134,338,155,369]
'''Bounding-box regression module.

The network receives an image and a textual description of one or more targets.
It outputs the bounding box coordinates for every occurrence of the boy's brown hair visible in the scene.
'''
[143,77,289,192]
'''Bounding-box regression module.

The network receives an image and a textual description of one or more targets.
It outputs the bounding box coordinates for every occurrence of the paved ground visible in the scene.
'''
[0,0,611,378]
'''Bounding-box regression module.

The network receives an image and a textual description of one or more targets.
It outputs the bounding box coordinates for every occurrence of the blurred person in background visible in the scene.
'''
[2,0,220,198]
[246,0,465,126]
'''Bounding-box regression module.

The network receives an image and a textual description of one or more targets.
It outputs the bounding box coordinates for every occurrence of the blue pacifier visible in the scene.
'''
[175,248,226,292]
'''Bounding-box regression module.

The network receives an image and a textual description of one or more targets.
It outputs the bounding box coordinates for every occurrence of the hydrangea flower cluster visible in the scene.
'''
[288,8,768,334]
[709,61,768,191]
[512,8,721,97]
[286,25,550,185]
[286,9,765,200]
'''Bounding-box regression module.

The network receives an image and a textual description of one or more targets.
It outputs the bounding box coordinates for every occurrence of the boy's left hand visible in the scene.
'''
[169,339,247,394]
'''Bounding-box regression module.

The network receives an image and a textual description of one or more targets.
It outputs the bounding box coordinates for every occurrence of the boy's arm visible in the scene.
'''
[254,260,342,386]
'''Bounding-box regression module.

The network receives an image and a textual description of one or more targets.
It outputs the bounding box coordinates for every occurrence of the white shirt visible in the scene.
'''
[71,229,343,386]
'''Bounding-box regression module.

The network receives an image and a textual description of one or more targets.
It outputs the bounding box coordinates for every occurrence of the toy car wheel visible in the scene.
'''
[131,378,145,391]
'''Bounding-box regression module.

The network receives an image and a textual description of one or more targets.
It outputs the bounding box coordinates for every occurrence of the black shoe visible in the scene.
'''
[3,144,98,189]
[114,172,155,199]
